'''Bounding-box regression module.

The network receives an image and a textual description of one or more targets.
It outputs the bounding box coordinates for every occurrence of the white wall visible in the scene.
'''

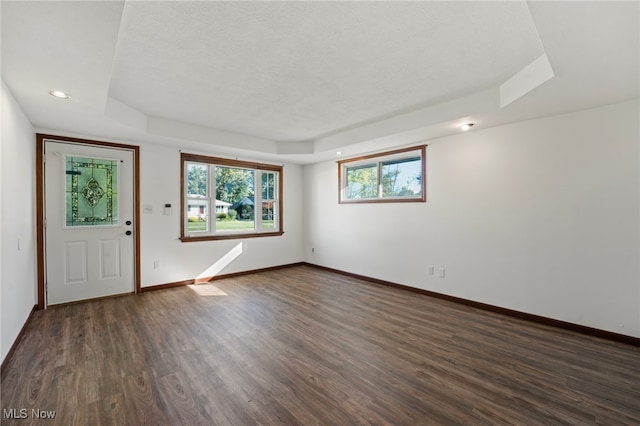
[304,99,640,337]
[1,80,37,363]
[139,143,304,287]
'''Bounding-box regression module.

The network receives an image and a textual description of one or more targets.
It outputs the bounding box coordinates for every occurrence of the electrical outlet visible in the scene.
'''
[311,247,315,253]
[153,260,160,270]
[438,268,445,278]
[428,265,435,275]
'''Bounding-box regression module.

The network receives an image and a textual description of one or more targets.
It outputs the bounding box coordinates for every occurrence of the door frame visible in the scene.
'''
[36,134,141,309]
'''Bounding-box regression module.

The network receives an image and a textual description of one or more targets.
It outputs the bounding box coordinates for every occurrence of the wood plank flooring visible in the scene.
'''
[2,265,639,425]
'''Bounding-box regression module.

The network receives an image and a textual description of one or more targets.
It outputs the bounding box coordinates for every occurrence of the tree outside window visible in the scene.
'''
[339,146,426,203]
[181,153,283,241]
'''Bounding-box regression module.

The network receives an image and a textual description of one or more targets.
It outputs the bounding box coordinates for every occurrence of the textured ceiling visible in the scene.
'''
[1,1,638,164]
[109,1,543,142]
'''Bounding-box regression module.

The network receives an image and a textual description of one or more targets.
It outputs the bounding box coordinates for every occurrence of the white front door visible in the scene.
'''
[45,140,135,305]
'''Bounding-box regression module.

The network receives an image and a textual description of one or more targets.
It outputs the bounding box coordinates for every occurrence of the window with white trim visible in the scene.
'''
[338,145,426,203]
[181,153,283,241]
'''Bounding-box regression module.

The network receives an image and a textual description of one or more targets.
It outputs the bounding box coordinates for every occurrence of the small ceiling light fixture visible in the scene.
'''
[336,151,342,156]
[49,90,71,99]
[460,123,474,131]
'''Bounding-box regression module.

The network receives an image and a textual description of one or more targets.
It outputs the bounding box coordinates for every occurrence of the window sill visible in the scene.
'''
[339,197,426,204]
[180,231,284,242]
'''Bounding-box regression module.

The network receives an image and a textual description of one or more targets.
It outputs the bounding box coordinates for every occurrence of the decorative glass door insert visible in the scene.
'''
[65,156,118,226]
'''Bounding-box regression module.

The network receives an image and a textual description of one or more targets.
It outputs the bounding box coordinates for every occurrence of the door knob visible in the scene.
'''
[126,220,132,226]
[125,230,132,236]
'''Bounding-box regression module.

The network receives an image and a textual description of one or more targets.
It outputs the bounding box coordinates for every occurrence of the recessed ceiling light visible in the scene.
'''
[460,123,474,131]
[49,90,71,99]
[336,151,342,155]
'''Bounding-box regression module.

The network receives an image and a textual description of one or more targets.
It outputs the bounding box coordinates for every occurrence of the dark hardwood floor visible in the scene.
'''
[2,265,639,425]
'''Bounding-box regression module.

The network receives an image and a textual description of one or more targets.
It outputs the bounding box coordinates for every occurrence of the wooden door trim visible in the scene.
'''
[36,134,141,309]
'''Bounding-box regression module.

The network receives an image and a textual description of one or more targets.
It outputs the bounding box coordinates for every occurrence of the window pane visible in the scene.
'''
[187,199,209,232]
[66,156,118,226]
[261,171,275,200]
[187,163,208,196]
[346,164,378,199]
[262,201,275,229]
[261,171,276,229]
[187,163,209,232]
[215,166,255,232]
[381,157,422,198]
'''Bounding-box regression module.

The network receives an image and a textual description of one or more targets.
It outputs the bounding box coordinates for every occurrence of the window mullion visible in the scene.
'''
[255,171,262,231]
[377,161,383,199]
[210,165,216,235]
[274,173,279,228]
[184,164,190,235]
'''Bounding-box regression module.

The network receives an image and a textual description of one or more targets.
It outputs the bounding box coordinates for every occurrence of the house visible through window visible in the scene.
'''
[338,145,426,203]
[181,153,283,241]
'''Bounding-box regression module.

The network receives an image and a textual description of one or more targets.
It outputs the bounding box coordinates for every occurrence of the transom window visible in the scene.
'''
[181,153,283,241]
[338,145,426,203]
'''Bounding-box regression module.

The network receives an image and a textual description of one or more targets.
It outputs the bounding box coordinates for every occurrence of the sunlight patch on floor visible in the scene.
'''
[187,283,228,296]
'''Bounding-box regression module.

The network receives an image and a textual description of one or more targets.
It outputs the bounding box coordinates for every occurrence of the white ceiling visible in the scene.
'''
[2,1,638,164]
